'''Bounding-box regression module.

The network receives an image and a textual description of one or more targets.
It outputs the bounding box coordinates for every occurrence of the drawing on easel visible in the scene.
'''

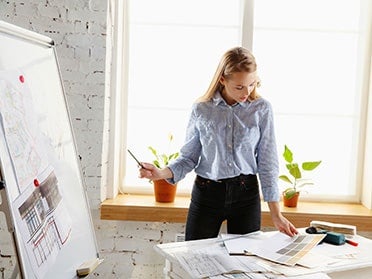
[0,70,72,278]
[13,166,72,278]
[0,70,48,195]
[18,169,71,263]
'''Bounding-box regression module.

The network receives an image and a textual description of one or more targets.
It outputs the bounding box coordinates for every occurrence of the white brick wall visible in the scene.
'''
[0,1,187,278]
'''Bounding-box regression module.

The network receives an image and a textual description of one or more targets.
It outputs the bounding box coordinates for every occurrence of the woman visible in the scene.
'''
[139,46,298,240]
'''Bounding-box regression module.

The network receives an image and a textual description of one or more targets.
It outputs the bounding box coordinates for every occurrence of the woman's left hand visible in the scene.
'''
[271,214,298,237]
[268,201,298,237]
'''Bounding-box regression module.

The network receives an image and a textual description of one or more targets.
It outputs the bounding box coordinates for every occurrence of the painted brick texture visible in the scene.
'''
[0,1,186,278]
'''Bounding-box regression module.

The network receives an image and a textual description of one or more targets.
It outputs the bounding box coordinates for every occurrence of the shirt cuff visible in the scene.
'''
[262,187,280,202]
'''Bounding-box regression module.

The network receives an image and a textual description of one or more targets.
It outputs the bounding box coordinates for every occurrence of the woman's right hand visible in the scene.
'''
[138,163,173,181]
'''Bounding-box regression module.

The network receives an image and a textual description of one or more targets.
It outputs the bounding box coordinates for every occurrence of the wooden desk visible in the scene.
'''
[155,232,372,279]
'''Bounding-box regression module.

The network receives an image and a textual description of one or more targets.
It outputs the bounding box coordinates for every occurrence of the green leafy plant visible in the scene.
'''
[279,145,322,199]
[148,134,179,169]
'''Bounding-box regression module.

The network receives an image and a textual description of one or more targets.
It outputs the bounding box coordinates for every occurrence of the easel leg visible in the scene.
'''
[0,183,23,279]
[10,262,19,279]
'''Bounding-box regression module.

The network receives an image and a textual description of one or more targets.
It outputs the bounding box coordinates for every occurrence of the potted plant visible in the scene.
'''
[279,145,321,207]
[148,134,179,202]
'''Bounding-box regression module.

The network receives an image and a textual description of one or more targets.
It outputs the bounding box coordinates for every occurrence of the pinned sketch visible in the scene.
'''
[13,166,72,278]
[0,71,48,194]
[0,70,72,278]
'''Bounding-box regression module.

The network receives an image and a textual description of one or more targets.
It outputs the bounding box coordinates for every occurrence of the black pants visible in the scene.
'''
[185,174,261,241]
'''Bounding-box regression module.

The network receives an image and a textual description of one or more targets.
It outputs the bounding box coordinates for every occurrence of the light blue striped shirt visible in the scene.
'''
[168,91,280,202]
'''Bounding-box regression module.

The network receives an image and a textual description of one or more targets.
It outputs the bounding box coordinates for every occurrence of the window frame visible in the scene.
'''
[103,0,372,209]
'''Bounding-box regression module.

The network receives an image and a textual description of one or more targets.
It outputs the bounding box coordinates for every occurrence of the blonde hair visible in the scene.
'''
[197,46,260,103]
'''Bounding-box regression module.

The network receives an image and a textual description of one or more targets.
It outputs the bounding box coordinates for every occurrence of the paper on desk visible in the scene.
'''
[174,246,269,278]
[257,257,324,277]
[174,249,228,278]
[312,240,358,258]
[255,240,362,277]
[221,231,265,255]
[156,232,372,278]
[249,232,325,266]
[209,273,331,279]
[296,250,339,268]
[295,239,361,268]
[222,231,328,269]
[173,244,331,279]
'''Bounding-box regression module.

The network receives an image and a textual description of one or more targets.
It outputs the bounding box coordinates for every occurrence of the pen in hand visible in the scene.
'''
[127,149,148,170]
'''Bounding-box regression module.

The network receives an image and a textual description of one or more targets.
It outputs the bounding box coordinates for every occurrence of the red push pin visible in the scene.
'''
[19,75,25,83]
[34,179,40,187]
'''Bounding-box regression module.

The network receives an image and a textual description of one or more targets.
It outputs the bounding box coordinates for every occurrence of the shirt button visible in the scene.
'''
[228,163,232,166]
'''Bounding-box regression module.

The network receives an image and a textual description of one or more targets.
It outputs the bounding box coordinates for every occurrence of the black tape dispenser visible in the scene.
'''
[306,226,346,245]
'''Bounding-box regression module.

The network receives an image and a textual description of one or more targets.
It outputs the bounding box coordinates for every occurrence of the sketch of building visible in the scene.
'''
[18,171,68,266]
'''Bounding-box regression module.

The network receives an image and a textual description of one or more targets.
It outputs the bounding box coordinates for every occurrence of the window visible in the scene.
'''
[110,0,372,203]
[123,0,248,194]
[252,0,369,201]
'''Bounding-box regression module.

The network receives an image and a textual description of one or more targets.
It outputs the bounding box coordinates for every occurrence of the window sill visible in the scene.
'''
[100,194,372,231]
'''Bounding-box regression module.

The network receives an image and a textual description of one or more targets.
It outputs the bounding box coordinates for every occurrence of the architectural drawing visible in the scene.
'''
[0,70,72,278]
[18,170,71,267]
[0,71,48,194]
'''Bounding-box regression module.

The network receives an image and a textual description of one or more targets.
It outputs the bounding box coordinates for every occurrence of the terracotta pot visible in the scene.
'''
[283,191,300,207]
[153,179,177,202]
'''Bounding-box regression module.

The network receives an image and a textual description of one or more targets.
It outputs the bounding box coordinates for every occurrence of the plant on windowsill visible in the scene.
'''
[148,134,179,203]
[279,145,322,207]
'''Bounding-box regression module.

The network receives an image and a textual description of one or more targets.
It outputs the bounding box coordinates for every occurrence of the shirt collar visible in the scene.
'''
[212,91,250,108]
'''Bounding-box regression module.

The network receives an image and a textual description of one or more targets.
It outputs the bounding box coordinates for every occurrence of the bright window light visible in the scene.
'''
[122,0,368,201]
